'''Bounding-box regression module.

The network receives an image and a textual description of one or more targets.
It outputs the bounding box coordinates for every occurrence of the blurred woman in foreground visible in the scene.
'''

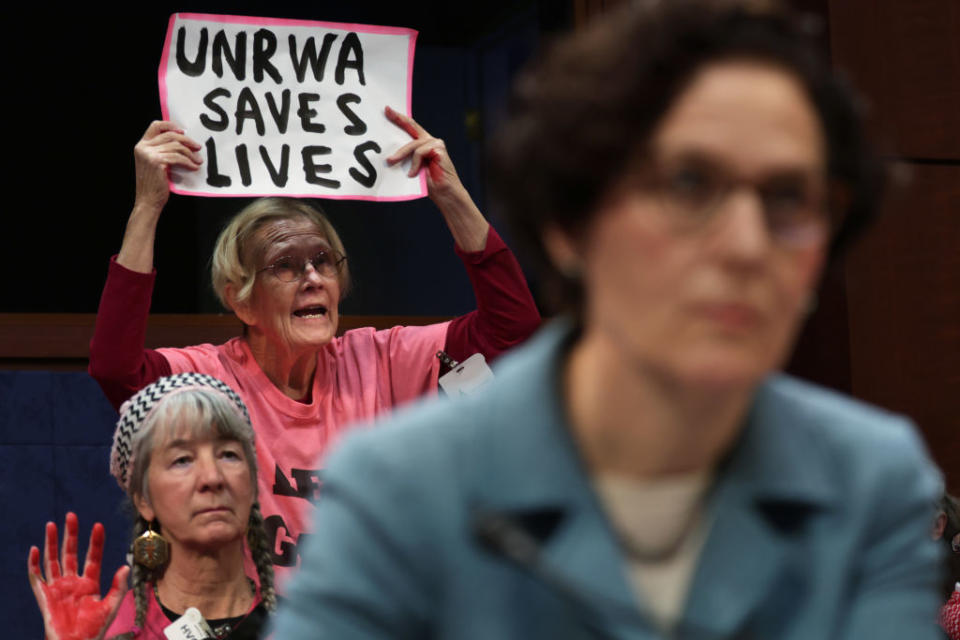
[273,1,943,638]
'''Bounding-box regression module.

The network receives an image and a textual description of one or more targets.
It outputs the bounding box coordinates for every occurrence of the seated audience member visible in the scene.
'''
[89,109,540,583]
[934,493,960,639]
[30,373,275,639]
[271,1,943,638]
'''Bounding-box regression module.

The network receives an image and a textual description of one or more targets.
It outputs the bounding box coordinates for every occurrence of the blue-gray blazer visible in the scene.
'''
[273,321,943,639]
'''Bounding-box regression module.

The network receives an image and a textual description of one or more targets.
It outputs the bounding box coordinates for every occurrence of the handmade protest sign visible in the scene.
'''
[159,13,424,200]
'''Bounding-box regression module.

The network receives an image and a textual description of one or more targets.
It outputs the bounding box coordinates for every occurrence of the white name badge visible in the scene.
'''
[439,353,494,396]
[164,607,215,640]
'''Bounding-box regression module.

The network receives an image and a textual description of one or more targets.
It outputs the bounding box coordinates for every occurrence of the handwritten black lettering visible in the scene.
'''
[235,144,252,187]
[302,146,340,188]
[175,26,207,76]
[349,141,381,188]
[199,88,230,132]
[252,28,282,84]
[260,145,290,187]
[288,33,337,83]
[212,30,246,80]
[296,93,325,134]
[204,138,231,187]
[335,32,365,86]
[265,89,291,134]
[235,87,266,136]
[337,93,366,135]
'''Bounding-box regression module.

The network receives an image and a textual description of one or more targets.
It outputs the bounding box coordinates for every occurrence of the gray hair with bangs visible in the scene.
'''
[109,374,279,629]
[126,387,258,506]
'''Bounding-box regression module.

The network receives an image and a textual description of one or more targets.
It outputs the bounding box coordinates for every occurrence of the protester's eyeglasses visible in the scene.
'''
[257,250,347,282]
[638,154,832,249]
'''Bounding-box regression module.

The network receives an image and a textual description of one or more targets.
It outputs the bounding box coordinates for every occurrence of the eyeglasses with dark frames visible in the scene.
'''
[637,153,832,249]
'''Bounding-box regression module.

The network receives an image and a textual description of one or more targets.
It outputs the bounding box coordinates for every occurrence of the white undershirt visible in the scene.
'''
[595,470,713,631]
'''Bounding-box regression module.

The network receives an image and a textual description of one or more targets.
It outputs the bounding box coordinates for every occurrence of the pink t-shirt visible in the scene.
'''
[157,323,447,585]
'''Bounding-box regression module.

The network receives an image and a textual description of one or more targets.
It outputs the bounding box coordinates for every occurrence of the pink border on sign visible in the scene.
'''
[158,12,425,201]
[158,13,177,122]
[169,184,426,202]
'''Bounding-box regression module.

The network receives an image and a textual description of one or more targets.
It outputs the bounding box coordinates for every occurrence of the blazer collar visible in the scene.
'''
[472,319,841,638]
[469,320,652,635]
[476,319,839,510]
[475,319,588,510]
[677,380,841,637]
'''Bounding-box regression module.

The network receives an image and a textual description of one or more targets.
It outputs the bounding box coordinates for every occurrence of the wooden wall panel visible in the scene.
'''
[844,165,960,484]
[0,314,450,371]
[830,0,960,159]
[786,261,852,394]
[829,0,959,491]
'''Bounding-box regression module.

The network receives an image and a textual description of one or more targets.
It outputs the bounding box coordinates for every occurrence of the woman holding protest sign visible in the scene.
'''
[88,106,540,584]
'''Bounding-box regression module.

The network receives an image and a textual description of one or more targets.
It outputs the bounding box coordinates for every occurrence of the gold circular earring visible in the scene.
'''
[133,521,169,569]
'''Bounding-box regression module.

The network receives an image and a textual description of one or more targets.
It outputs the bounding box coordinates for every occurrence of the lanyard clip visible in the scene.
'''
[436,350,460,372]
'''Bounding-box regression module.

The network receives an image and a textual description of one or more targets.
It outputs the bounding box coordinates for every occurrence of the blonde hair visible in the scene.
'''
[211,198,350,311]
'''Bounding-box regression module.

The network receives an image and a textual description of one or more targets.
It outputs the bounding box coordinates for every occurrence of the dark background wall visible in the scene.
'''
[787,0,959,491]
[2,2,559,316]
[826,0,959,492]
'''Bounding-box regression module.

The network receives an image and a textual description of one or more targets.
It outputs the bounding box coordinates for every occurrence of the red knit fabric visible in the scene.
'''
[940,587,960,640]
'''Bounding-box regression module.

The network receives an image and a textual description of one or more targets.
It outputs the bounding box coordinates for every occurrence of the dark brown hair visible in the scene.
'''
[489,0,883,312]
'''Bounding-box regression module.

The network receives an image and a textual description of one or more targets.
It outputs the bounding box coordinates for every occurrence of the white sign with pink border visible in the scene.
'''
[160,13,425,201]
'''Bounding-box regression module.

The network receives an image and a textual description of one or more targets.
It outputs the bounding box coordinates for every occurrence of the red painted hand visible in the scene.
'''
[28,512,129,640]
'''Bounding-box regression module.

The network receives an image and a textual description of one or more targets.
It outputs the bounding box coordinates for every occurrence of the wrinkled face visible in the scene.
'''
[570,60,828,389]
[236,217,342,355]
[136,425,255,551]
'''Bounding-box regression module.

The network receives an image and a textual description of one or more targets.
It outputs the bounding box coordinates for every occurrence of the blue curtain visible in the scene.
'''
[0,372,128,639]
